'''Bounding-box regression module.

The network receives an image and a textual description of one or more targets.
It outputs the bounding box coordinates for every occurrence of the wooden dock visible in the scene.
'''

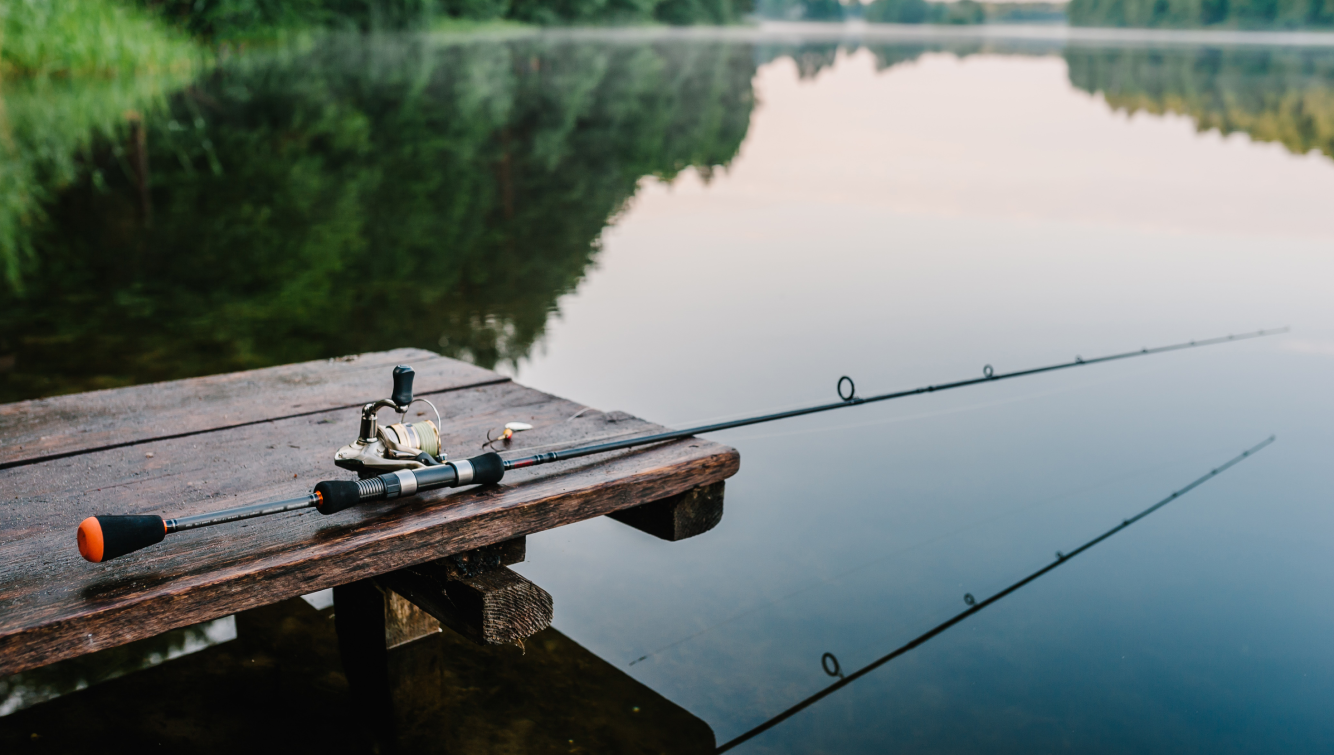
[0,350,739,677]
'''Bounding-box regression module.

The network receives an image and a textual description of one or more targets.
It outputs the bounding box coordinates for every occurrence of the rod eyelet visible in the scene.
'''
[837,376,856,402]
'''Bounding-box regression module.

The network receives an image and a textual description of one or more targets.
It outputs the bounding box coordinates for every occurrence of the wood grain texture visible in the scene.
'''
[379,561,553,647]
[608,481,725,542]
[384,589,443,650]
[0,348,505,469]
[0,358,739,675]
[378,538,528,649]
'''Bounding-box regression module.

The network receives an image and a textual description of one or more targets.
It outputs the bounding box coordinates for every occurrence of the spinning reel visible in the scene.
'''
[334,365,447,478]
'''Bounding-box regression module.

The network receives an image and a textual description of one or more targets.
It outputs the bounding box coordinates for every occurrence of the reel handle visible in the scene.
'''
[391,365,415,408]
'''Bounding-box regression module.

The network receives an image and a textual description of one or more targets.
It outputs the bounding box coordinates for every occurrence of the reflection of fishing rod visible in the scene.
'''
[76,329,1283,562]
[714,435,1276,753]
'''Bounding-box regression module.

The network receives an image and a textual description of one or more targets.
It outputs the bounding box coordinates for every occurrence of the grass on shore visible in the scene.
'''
[2,0,202,76]
[1,0,202,289]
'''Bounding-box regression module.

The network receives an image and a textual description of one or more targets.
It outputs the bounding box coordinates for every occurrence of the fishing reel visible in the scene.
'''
[334,365,447,478]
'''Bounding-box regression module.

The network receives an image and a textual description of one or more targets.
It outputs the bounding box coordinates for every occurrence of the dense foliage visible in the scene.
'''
[0,37,755,401]
[0,0,200,75]
[1068,0,1334,29]
[863,0,985,24]
[140,0,751,34]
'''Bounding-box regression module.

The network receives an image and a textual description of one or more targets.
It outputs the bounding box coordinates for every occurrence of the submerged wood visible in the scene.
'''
[0,351,739,676]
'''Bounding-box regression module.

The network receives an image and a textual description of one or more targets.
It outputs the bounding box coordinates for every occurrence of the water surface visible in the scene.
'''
[2,27,1333,753]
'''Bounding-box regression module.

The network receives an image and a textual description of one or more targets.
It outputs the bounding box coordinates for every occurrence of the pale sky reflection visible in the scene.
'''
[634,49,1334,242]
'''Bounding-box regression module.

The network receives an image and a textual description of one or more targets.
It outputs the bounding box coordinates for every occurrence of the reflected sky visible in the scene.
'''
[509,46,1334,753]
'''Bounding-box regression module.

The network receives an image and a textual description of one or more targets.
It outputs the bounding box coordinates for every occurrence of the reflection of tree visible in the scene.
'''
[755,42,955,80]
[0,618,231,716]
[755,42,847,80]
[0,73,193,292]
[0,36,754,402]
[1068,0,1334,29]
[1067,47,1334,161]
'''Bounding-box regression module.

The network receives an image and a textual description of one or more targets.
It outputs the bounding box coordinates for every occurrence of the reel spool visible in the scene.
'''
[333,365,446,477]
[381,420,441,459]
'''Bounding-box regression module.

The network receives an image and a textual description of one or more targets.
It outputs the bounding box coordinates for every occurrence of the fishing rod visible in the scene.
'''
[714,435,1276,753]
[76,328,1284,563]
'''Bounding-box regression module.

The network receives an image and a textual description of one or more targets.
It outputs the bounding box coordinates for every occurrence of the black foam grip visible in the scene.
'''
[467,452,505,486]
[391,365,415,407]
[315,480,363,515]
[98,515,165,561]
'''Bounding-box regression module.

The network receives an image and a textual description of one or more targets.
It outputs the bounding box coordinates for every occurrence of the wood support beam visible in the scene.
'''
[373,538,549,650]
[332,537,550,653]
[608,481,725,541]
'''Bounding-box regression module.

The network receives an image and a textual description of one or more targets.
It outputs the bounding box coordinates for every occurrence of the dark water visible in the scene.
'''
[3,27,1334,753]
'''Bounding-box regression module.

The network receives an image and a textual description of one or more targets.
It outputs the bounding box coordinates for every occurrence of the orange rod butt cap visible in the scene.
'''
[77,517,105,563]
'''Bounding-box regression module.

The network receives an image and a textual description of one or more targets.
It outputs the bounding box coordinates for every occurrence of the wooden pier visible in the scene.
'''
[0,349,739,678]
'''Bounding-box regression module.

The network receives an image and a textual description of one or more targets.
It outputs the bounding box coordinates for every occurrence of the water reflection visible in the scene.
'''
[758,37,1334,168]
[0,616,235,717]
[6,35,1334,403]
[0,35,754,402]
[0,598,713,754]
[1066,45,1334,160]
[715,437,1272,752]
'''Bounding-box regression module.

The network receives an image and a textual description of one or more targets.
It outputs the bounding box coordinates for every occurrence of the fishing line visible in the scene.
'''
[626,441,1191,667]
[713,435,1276,754]
[717,364,1152,445]
[501,329,1285,472]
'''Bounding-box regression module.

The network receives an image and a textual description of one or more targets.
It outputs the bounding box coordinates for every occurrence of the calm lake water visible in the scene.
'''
[3,24,1334,753]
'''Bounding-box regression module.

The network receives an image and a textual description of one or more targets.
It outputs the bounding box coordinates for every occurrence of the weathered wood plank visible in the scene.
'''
[0,348,504,469]
[608,480,725,541]
[0,372,739,675]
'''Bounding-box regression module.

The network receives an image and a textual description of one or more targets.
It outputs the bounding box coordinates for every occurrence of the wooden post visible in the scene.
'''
[333,537,554,748]
[608,481,725,541]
